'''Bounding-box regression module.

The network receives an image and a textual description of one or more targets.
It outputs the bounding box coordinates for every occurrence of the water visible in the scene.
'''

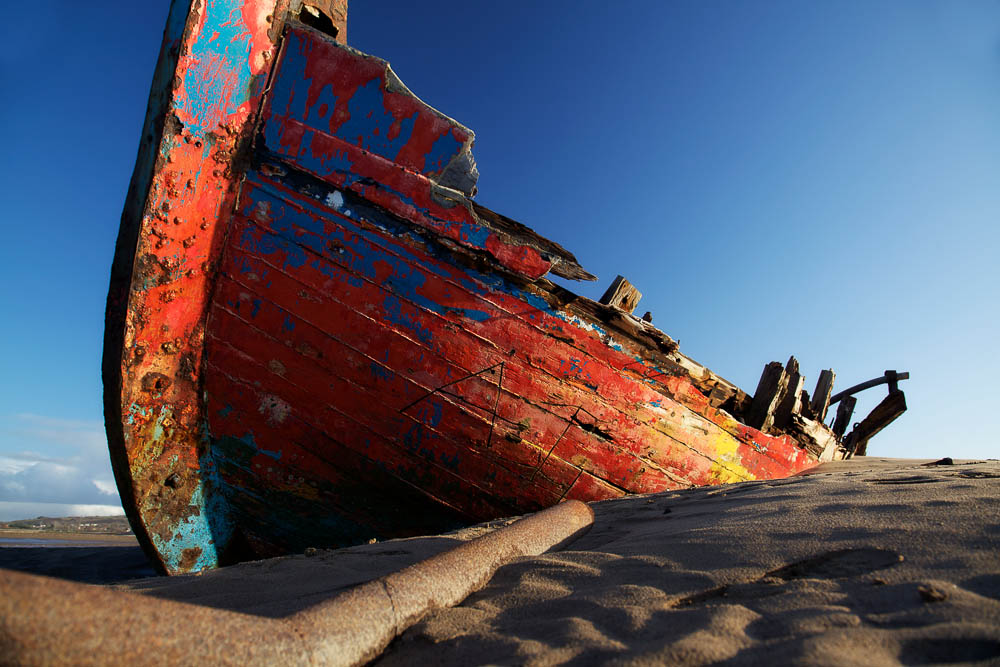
[0,537,111,547]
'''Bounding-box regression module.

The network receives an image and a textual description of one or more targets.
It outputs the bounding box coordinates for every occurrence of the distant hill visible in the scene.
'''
[0,515,132,534]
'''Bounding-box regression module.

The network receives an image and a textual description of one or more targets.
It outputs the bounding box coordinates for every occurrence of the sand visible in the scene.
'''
[4,457,999,664]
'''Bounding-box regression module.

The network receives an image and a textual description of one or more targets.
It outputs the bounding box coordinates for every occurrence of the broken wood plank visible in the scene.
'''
[810,369,836,423]
[831,394,857,439]
[747,361,789,432]
[797,388,813,420]
[845,390,907,456]
[772,356,803,432]
[599,275,642,314]
[788,414,842,461]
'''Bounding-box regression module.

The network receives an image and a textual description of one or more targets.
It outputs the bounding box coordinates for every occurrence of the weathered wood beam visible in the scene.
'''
[747,361,789,432]
[829,370,910,405]
[810,369,836,423]
[788,414,842,461]
[845,390,907,456]
[798,388,813,420]
[599,275,642,314]
[831,394,857,439]
[772,356,803,432]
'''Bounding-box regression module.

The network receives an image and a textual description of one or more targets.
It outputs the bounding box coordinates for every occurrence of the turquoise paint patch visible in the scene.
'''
[178,0,255,137]
[150,478,232,572]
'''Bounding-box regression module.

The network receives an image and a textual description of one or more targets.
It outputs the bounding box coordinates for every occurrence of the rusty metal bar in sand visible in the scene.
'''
[0,500,594,666]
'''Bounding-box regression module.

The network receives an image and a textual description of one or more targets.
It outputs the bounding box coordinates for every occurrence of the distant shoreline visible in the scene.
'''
[0,530,137,545]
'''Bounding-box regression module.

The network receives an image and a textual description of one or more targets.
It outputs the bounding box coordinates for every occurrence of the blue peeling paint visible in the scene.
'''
[416,400,443,428]
[282,316,296,332]
[268,31,311,121]
[149,476,233,572]
[424,130,462,174]
[370,361,395,382]
[246,431,283,461]
[151,421,236,573]
[383,295,433,344]
[178,0,255,137]
[245,183,494,322]
[337,79,417,159]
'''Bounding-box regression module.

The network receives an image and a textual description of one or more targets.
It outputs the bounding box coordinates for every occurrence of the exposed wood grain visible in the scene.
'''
[810,369,836,422]
[787,414,843,462]
[747,362,789,432]
[772,356,803,432]
[599,276,642,313]
[845,391,907,456]
[832,395,857,439]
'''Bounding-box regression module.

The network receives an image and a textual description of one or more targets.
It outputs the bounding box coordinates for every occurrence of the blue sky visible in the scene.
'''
[0,1,996,520]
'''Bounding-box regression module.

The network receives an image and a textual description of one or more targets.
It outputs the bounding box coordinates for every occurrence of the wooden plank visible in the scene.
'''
[772,356,803,432]
[788,414,842,461]
[599,275,642,313]
[845,391,907,456]
[797,388,813,420]
[746,361,789,432]
[831,395,857,439]
[810,369,836,422]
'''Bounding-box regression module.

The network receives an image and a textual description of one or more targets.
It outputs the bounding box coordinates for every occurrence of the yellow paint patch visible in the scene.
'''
[708,429,754,484]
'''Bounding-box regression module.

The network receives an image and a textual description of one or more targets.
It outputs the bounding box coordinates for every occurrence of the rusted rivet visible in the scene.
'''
[141,373,172,393]
[164,473,180,489]
[173,217,182,225]
[161,340,179,354]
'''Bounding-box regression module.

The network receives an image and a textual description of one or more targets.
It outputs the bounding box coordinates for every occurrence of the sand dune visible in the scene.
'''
[4,457,999,665]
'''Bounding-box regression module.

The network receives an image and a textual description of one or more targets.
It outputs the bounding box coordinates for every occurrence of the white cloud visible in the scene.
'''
[0,456,34,475]
[0,413,120,510]
[92,479,118,496]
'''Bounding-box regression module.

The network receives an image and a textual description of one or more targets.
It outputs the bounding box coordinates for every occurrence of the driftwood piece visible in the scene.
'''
[747,361,789,432]
[599,275,642,313]
[831,395,857,439]
[772,356,803,432]
[810,369,836,422]
[845,390,907,456]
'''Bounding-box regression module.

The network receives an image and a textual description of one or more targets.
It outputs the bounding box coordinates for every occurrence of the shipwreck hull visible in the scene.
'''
[106,0,849,575]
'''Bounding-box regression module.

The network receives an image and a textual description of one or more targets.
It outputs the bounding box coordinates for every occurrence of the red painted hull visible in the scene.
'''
[105,0,845,574]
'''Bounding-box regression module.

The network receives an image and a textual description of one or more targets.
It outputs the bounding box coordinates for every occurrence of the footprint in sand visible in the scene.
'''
[767,547,904,580]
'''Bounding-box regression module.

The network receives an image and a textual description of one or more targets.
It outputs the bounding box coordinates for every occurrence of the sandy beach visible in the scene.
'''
[3,457,999,664]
